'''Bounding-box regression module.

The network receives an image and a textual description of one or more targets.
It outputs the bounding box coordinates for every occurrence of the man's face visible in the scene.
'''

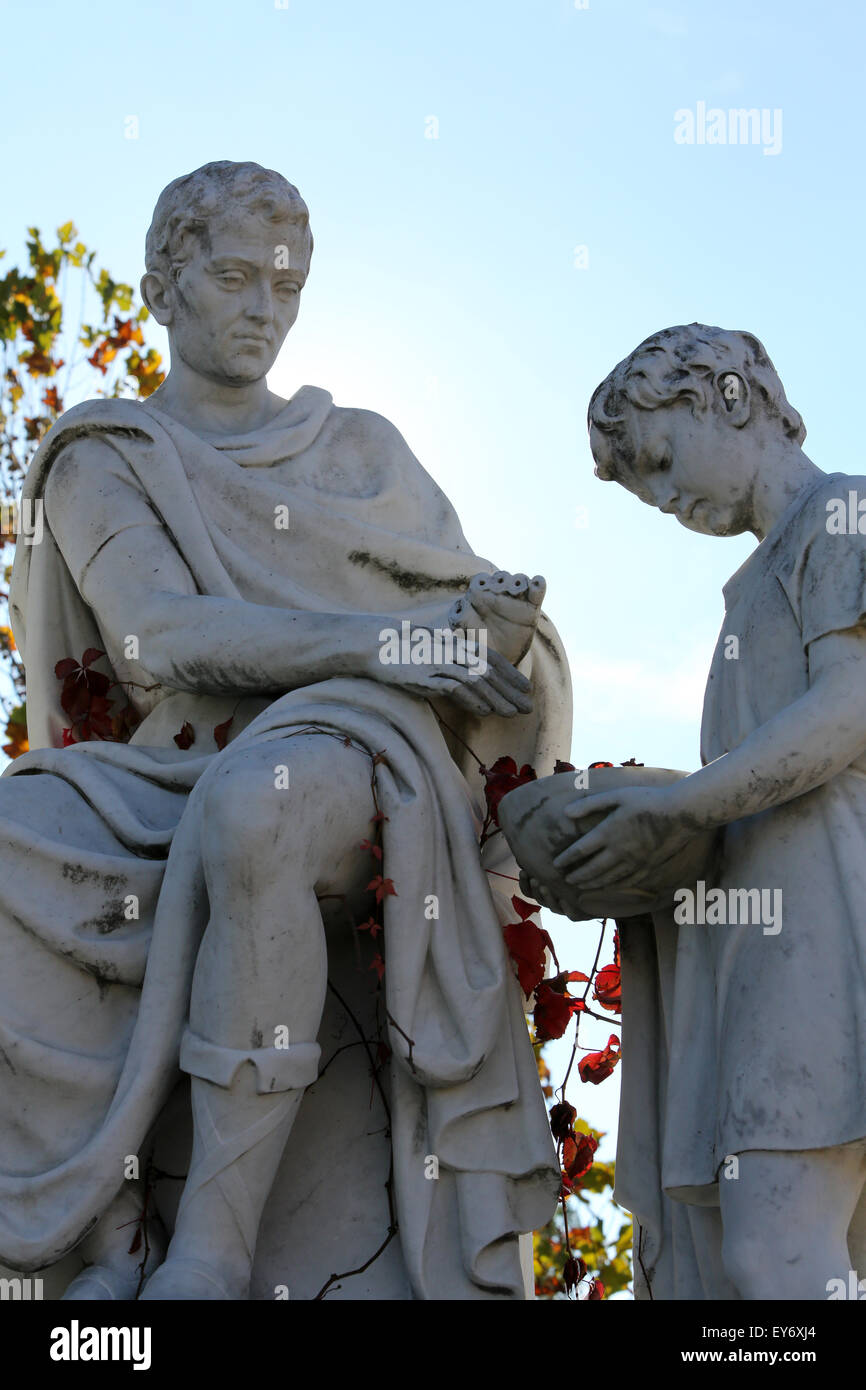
[593,401,757,537]
[166,215,310,385]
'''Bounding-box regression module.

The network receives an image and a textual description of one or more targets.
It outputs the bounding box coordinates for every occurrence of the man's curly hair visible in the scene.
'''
[145,160,313,282]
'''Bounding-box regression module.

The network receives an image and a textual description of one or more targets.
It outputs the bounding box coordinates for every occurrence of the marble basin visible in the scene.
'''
[497,765,719,920]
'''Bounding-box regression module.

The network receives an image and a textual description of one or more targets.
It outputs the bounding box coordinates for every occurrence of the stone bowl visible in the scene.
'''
[497,766,718,921]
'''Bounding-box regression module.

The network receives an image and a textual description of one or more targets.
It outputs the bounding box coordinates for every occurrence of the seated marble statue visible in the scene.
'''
[546,324,866,1300]
[0,161,571,1300]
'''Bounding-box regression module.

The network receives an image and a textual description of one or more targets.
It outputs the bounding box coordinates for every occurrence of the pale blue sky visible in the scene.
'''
[3,0,862,1168]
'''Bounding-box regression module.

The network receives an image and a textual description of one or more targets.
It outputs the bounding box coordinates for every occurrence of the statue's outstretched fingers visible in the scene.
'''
[504,573,529,595]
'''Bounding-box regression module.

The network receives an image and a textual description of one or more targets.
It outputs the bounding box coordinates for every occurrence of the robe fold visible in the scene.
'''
[0,387,571,1297]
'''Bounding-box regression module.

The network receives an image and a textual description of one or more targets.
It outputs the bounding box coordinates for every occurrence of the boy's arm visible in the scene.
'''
[666,624,866,829]
[553,625,866,888]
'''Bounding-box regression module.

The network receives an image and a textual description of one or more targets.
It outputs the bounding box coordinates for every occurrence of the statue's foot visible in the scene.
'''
[138,1256,243,1301]
[61,1191,167,1301]
[62,1264,143,1301]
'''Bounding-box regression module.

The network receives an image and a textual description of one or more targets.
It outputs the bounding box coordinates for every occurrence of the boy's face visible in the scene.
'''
[593,401,758,538]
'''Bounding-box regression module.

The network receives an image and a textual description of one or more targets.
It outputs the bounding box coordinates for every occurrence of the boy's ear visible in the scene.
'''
[714,370,751,427]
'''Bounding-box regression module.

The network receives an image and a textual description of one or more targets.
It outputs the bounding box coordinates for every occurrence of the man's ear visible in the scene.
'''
[140,270,173,326]
[714,370,751,427]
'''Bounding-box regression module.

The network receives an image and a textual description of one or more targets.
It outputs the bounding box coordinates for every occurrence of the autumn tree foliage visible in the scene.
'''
[0,222,164,757]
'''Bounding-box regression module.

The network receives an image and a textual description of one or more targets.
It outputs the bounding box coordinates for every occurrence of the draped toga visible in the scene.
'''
[0,387,571,1297]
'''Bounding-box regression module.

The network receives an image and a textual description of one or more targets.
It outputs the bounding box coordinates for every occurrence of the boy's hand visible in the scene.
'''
[552,786,694,889]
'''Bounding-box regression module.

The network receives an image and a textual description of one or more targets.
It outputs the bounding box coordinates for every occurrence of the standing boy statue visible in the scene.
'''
[553,324,866,1299]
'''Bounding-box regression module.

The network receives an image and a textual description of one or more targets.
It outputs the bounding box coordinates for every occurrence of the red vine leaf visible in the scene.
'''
[549,1100,577,1143]
[593,962,621,1013]
[480,756,537,828]
[534,981,580,1042]
[510,895,541,922]
[503,917,554,997]
[174,721,195,749]
[578,1035,621,1085]
[563,1253,587,1294]
[563,1131,598,1182]
[213,716,233,751]
[366,875,397,903]
[54,649,135,746]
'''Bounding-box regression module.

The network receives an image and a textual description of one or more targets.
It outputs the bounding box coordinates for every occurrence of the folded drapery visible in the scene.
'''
[0,389,572,1296]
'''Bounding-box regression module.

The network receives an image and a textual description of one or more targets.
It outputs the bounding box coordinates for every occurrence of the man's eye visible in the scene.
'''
[275,283,299,297]
[218,273,244,288]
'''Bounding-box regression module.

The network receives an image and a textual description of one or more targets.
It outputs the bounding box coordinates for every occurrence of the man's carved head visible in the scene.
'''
[145,161,312,281]
[141,161,313,387]
[587,325,806,536]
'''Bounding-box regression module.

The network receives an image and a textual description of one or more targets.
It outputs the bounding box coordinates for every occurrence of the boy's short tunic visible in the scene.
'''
[663,471,866,1196]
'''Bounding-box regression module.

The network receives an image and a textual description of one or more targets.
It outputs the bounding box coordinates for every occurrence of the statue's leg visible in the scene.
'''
[140,733,376,1301]
[719,1141,866,1299]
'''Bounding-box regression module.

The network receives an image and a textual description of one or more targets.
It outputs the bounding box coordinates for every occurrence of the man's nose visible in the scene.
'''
[244,282,275,323]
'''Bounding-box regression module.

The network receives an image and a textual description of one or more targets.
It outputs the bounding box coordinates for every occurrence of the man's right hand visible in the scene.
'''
[371,637,533,718]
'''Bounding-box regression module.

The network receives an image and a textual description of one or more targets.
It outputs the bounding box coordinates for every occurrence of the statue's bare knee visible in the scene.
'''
[191,736,374,1045]
[199,735,373,897]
